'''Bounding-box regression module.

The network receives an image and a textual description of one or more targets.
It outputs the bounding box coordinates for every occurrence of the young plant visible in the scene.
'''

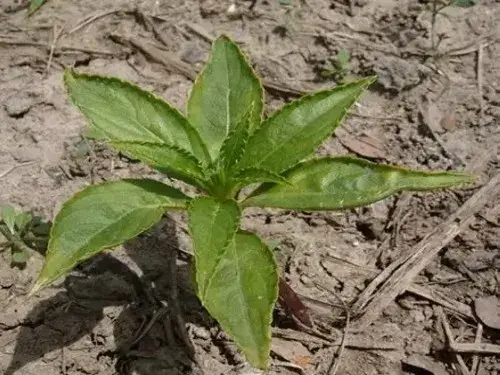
[321,49,352,83]
[0,205,50,265]
[31,36,473,369]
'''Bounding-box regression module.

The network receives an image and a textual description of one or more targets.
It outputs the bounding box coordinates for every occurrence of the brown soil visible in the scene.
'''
[1,1,499,374]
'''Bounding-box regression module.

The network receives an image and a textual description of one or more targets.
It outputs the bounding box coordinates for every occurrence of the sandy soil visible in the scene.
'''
[1,0,499,374]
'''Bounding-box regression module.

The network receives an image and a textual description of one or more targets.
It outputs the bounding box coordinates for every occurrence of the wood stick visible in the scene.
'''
[321,252,475,319]
[351,174,500,330]
[471,323,483,374]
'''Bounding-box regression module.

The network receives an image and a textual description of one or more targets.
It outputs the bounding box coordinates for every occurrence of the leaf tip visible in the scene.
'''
[359,74,377,87]
[215,34,234,43]
[454,172,477,186]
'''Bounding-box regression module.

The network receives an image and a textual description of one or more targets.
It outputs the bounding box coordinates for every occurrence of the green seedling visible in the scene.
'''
[32,35,473,369]
[321,49,353,83]
[0,205,50,265]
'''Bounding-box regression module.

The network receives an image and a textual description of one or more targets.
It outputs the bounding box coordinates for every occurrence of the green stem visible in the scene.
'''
[206,169,235,200]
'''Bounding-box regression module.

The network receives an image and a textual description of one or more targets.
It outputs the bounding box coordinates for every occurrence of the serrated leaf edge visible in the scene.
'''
[239,76,377,172]
[203,230,278,369]
[242,156,476,208]
[186,35,265,138]
[111,140,209,189]
[232,167,291,187]
[187,198,241,300]
[64,69,211,164]
[31,179,189,294]
[219,103,254,171]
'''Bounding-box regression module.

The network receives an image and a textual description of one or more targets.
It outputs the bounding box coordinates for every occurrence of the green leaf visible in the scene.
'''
[15,212,33,232]
[188,199,278,367]
[31,218,51,236]
[336,50,351,68]
[203,231,278,369]
[64,69,209,163]
[188,197,240,298]
[231,168,290,193]
[32,179,189,293]
[82,126,106,140]
[452,0,479,7]
[236,77,375,173]
[28,0,47,15]
[12,249,30,264]
[243,157,474,210]
[218,104,253,171]
[187,35,264,160]
[112,141,207,189]
[0,205,16,234]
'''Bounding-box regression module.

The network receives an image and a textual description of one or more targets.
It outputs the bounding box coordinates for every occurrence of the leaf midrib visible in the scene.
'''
[224,45,231,137]
[231,237,258,353]
[246,108,341,170]
[82,103,168,144]
[199,202,223,298]
[205,236,259,353]
[57,202,173,257]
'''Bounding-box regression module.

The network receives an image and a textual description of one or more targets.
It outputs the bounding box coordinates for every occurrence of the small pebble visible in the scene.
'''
[192,326,211,340]
[440,114,458,132]
[411,309,426,323]
[423,306,434,319]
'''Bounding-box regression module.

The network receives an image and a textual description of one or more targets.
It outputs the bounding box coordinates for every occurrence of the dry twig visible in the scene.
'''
[322,252,475,319]
[437,306,471,375]
[184,22,215,44]
[313,282,349,375]
[271,327,398,351]
[67,9,122,35]
[471,323,483,375]
[352,173,500,330]
[271,360,306,375]
[477,43,485,125]
[45,25,64,75]
[0,161,35,179]
[0,38,116,55]
[134,9,171,49]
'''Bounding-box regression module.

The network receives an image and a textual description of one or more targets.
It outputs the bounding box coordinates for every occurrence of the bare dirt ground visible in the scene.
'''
[1,0,499,374]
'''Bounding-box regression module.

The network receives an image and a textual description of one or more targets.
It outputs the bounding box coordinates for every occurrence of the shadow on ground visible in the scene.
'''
[5,216,209,375]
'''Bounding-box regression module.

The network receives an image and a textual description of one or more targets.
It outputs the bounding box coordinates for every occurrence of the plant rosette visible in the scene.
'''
[32,35,474,369]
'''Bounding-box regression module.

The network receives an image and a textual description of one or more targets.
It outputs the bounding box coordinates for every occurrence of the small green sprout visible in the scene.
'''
[321,49,353,83]
[0,205,50,265]
[31,35,473,369]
